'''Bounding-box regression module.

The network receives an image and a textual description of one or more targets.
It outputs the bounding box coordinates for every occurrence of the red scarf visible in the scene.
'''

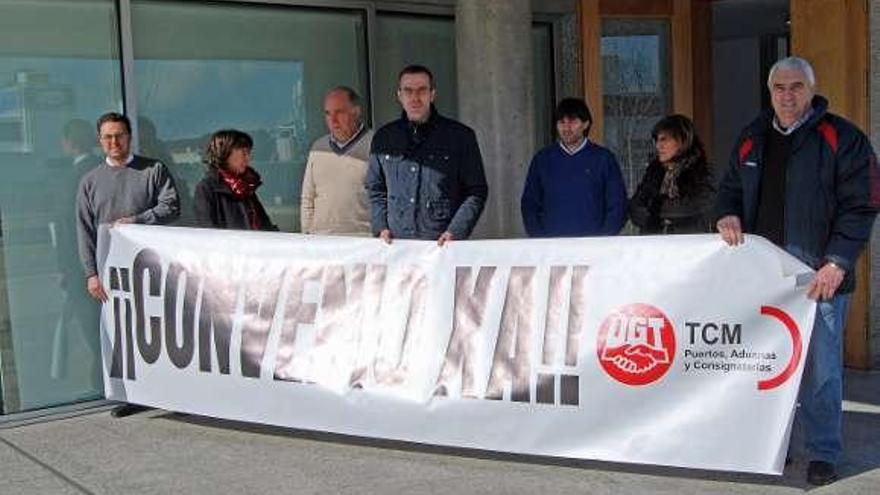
[219,167,263,230]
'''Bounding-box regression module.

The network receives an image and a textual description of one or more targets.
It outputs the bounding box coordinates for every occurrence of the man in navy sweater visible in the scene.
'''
[520,98,627,237]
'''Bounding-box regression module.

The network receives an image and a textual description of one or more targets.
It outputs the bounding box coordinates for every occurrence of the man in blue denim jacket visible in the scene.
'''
[715,57,880,486]
[367,65,488,245]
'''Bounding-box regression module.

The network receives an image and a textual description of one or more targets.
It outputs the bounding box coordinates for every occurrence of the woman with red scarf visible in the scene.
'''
[194,129,277,231]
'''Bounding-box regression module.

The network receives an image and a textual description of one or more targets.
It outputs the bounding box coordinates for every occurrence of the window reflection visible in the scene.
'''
[131,0,368,232]
[533,22,555,148]
[0,0,562,415]
[601,19,671,194]
[135,60,308,227]
[374,13,458,126]
[374,14,557,150]
[0,0,122,413]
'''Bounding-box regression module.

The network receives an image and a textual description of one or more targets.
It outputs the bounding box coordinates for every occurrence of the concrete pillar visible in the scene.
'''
[870,0,880,368]
[456,0,534,238]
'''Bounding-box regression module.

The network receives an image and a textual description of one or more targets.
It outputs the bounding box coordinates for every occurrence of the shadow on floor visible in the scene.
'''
[153,368,879,492]
[161,411,810,490]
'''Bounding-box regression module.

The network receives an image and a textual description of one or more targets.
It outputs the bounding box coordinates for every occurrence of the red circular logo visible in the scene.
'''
[597,303,676,386]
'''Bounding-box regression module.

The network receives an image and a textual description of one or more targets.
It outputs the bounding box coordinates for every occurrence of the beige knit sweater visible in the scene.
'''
[300,130,373,235]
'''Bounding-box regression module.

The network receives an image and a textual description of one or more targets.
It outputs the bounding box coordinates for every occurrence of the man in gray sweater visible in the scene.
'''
[76,112,179,416]
[77,112,180,300]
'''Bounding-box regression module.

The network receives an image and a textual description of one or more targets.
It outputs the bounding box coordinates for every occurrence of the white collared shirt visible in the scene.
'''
[773,108,814,136]
[330,124,365,149]
[105,154,134,167]
[559,138,588,156]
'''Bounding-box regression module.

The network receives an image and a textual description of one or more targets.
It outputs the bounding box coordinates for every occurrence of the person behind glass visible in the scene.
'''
[628,114,714,234]
[194,129,277,231]
[49,119,103,382]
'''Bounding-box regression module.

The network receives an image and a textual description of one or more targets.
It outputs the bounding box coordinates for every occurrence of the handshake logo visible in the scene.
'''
[597,303,676,386]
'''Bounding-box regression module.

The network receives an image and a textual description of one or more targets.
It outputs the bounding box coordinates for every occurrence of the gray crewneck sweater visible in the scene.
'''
[76,155,180,277]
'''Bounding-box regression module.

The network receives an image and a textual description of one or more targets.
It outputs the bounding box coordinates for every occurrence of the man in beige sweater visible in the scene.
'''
[300,86,373,235]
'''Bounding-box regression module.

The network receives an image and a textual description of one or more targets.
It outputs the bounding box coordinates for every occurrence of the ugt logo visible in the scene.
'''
[597,303,675,386]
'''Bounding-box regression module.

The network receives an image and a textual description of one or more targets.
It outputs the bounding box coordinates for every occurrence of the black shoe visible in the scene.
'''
[806,460,838,486]
[110,404,151,418]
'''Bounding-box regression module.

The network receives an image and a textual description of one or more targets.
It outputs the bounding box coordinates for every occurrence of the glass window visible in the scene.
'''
[0,1,563,416]
[601,19,671,195]
[374,13,458,127]
[0,0,122,413]
[532,22,556,148]
[131,0,368,232]
[374,13,557,152]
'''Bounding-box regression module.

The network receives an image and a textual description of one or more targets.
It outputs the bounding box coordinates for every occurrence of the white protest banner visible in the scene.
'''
[99,225,816,474]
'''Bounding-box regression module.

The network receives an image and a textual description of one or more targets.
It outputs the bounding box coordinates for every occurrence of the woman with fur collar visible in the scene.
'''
[629,114,714,235]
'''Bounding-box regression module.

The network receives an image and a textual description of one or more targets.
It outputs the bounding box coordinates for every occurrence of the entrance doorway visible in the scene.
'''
[711,0,789,173]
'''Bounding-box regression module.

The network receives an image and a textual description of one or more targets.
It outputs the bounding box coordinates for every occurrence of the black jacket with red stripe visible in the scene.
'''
[714,95,880,293]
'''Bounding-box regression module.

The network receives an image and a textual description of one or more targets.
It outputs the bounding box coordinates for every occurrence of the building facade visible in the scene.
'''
[0,0,877,421]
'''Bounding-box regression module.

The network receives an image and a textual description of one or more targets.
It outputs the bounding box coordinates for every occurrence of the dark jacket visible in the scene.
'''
[193,169,277,231]
[629,160,714,235]
[521,142,627,237]
[366,107,488,240]
[714,95,880,292]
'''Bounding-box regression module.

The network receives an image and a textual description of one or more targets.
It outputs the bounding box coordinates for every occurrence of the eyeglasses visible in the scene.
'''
[100,133,130,142]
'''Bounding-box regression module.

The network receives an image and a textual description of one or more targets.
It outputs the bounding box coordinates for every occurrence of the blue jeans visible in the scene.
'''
[798,293,851,464]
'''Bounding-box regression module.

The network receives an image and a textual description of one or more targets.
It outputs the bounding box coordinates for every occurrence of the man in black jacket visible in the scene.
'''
[715,56,880,486]
[366,65,488,245]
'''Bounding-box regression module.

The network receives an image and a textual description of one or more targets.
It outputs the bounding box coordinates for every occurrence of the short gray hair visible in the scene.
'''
[325,86,362,108]
[767,56,816,89]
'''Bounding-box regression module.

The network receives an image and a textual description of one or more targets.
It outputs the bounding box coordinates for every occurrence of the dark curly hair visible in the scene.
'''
[647,114,712,197]
[554,97,593,137]
[203,129,253,171]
